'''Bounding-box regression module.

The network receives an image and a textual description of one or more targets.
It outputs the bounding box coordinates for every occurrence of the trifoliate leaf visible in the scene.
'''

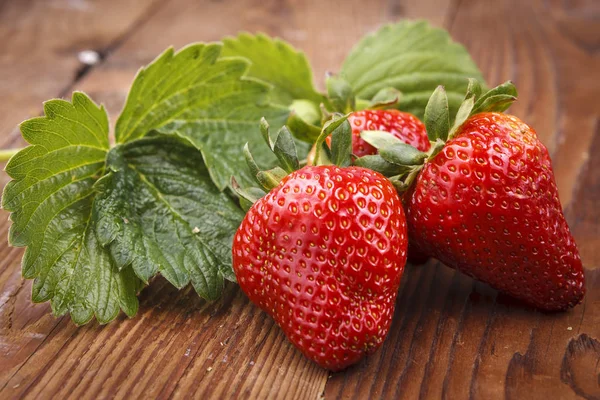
[93,135,244,297]
[1,92,142,325]
[222,33,324,105]
[340,20,486,119]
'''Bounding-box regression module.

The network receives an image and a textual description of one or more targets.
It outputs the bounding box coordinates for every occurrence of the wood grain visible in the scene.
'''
[0,0,163,147]
[0,0,599,399]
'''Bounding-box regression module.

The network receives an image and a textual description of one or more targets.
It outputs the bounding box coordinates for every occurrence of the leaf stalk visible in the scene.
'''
[0,148,22,162]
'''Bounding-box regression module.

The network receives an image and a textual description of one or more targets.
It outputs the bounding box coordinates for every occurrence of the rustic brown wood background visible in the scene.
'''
[0,0,599,399]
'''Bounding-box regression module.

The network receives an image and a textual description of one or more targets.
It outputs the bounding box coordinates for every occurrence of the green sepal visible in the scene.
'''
[330,119,353,167]
[243,143,262,186]
[259,117,274,150]
[313,113,351,166]
[286,111,321,143]
[377,80,521,195]
[273,126,300,173]
[424,85,450,141]
[388,167,421,194]
[360,130,406,149]
[326,74,355,113]
[472,81,517,114]
[369,87,402,109]
[423,80,519,143]
[379,143,427,166]
[313,143,332,166]
[290,99,321,125]
[231,176,266,211]
[257,167,287,190]
[354,154,410,177]
[389,177,409,192]
[427,138,446,158]
[448,96,475,139]
[465,78,482,100]
[355,98,371,111]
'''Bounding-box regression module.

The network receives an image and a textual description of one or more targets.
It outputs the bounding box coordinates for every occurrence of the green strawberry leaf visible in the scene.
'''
[94,135,244,297]
[340,20,486,119]
[326,74,355,113]
[221,33,324,106]
[2,39,294,322]
[114,42,305,190]
[1,93,142,325]
[156,100,290,190]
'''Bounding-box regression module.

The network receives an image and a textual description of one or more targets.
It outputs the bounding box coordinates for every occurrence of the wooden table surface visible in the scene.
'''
[0,0,599,399]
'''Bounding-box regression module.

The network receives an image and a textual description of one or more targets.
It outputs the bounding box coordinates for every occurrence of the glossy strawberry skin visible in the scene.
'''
[232,166,407,370]
[326,110,431,157]
[406,112,584,311]
[325,109,430,265]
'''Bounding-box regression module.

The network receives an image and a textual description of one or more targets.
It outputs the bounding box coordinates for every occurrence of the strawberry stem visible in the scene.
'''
[0,148,22,162]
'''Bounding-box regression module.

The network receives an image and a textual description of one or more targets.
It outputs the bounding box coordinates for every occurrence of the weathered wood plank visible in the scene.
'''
[0,0,162,147]
[0,0,598,398]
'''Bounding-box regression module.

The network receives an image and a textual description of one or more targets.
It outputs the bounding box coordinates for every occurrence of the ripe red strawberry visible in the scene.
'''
[233,165,407,370]
[313,109,430,266]
[327,109,431,157]
[406,112,585,310]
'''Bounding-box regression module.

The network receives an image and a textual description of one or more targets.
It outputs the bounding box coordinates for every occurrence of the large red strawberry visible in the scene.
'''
[232,118,407,370]
[361,82,585,310]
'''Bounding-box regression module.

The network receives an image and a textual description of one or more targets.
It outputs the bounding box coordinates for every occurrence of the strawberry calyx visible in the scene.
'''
[233,113,355,208]
[325,73,402,114]
[356,80,518,192]
[285,74,402,145]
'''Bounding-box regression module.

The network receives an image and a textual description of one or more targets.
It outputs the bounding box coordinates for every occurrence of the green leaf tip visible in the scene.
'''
[221,32,323,106]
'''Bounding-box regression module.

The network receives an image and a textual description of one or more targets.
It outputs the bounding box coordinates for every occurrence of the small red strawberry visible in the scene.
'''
[327,110,431,157]
[232,118,407,370]
[362,81,585,310]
